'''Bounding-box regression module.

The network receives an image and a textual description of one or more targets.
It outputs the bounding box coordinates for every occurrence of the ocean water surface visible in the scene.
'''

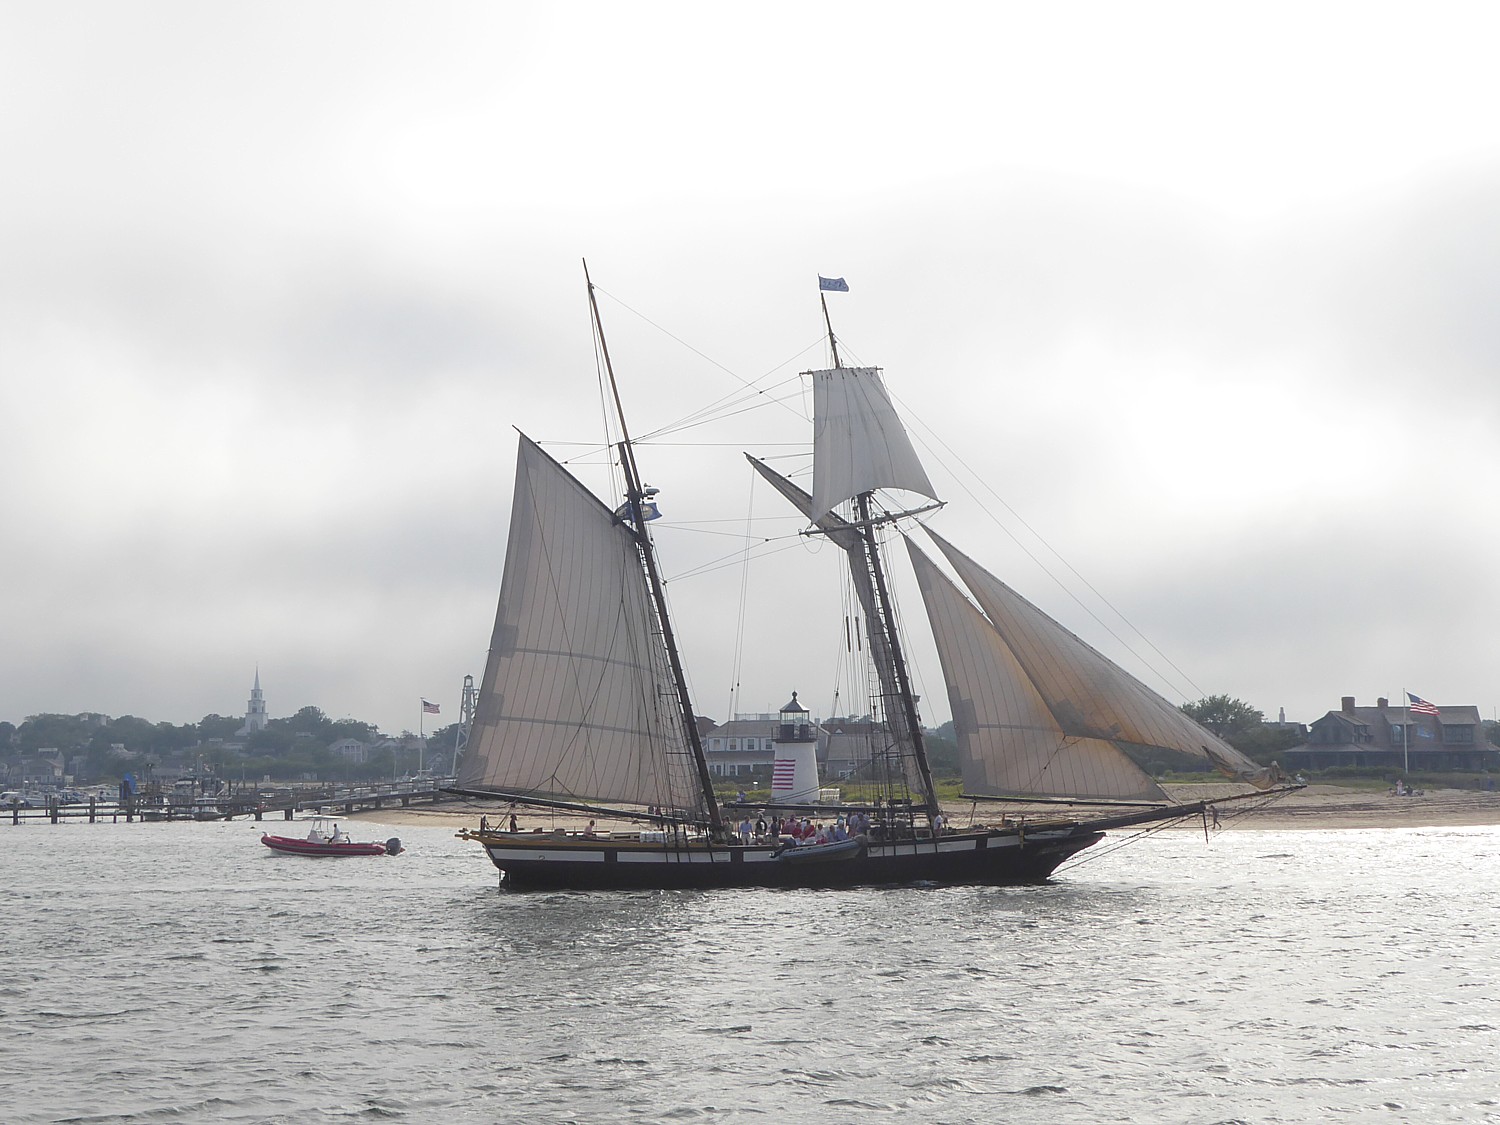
[5,816,1500,1123]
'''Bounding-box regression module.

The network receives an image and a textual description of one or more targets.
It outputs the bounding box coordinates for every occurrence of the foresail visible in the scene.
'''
[457,435,708,816]
[810,367,938,522]
[923,528,1265,783]
[907,538,1167,802]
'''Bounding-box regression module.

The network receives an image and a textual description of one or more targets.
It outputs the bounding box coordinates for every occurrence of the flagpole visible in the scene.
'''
[418,700,425,775]
[1402,689,1409,775]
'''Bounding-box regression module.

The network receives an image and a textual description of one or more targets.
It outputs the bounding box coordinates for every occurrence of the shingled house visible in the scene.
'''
[1284,695,1500,772]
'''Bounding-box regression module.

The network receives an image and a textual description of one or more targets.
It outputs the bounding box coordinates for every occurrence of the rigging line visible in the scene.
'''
[666,536,812,584]
[633,441,811,448]
[726,467,757,722]
[588,300,627,509]
[590,285,823,431]
[897,398,1206,704]
[658,525,782,540]
[638,382,810,444]
[644,375,809,435]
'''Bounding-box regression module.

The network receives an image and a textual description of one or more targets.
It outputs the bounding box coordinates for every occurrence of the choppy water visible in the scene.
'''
[5,817,1500,1123]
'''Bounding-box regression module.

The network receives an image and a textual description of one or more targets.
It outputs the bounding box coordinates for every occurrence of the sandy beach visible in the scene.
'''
[349,784,1500,833]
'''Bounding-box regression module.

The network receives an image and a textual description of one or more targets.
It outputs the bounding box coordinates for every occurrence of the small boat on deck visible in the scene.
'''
[261,819,402,857]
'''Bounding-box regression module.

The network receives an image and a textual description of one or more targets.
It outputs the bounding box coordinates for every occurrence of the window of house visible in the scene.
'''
[1444,725,1475,745]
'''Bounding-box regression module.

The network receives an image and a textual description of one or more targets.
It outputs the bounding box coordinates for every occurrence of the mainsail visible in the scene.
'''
[910,528,1268,801]
[810,367,938,523]
[456,435,709,818]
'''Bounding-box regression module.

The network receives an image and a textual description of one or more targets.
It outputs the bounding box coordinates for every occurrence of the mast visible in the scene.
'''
[855,490,942,824]
[815,290,941,824]
[583,261,724,835]
[820,293,843,369]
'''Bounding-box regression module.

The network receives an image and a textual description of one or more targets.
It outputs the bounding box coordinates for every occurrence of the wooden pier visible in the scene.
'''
[3,777,460,826]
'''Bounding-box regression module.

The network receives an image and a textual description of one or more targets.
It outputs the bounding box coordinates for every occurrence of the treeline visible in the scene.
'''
[0,708,461,783]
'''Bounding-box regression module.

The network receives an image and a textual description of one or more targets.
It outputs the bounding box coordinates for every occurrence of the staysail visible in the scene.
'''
[456,435,709,817]
[747,455,929,798]
[908,538,1167,801]
[911,528,1268,800]
[810,367,939,523]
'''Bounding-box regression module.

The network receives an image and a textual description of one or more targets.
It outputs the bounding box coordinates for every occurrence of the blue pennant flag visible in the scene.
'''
[818,275,849,292]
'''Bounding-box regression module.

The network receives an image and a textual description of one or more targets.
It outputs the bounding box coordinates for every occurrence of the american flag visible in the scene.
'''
[421,699,440,715]
[1406,693,1440,717]
[771,760,796,791]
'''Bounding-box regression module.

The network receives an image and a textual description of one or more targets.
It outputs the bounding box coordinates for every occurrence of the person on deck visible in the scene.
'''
[509,813,519,833]
[738,818,752,844]
[330,824,347,844]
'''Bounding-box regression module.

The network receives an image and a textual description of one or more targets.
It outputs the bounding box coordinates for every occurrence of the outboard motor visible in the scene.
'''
[385,837,403,855]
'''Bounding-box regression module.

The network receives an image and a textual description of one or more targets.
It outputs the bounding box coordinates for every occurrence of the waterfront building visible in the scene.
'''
[1284,695,1500,772]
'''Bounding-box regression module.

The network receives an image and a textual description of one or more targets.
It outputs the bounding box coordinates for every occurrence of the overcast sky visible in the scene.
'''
[5,3,1500,737]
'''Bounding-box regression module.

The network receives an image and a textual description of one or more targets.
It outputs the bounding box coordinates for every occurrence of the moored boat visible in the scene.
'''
[261,819,401,857]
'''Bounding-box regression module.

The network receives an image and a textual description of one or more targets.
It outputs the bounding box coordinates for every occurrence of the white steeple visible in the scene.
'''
[237,668,268,735]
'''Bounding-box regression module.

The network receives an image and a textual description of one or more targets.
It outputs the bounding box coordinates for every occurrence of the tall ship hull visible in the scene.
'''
[465,826,1103,891]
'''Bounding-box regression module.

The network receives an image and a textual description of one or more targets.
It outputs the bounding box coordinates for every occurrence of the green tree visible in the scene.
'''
[1181,695,1264,739]
[197,714,242,740]
[924,721,962,778]
[17,713,97,755]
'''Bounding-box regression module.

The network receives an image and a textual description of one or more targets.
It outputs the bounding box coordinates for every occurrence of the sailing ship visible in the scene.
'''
[453,268,1286,890]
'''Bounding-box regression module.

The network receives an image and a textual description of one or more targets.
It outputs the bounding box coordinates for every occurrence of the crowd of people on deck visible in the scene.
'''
[730,808,947,847]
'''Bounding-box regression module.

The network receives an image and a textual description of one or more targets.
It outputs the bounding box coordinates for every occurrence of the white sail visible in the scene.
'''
[921,527,1266,789]
[908,538,1166,801]
[457,435,708,814]
[810,366,939,522]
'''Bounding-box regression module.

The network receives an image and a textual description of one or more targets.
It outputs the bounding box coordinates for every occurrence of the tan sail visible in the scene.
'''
[922,527,1268,788]
[747,455,931,799]
[907,537,1167,801]
[810,366,939,522]
[457,435,709,815]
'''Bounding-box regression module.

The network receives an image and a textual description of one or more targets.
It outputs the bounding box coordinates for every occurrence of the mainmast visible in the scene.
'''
[809,286,942,824]
[583,261,724,835]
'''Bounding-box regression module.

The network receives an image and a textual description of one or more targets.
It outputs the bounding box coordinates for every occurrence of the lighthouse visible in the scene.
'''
[769,692,819,805]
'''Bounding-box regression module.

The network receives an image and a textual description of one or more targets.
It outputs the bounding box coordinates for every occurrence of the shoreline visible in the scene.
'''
[347,784,1500,833]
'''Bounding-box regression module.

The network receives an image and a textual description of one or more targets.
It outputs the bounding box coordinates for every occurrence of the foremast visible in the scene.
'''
[584,262,725,836]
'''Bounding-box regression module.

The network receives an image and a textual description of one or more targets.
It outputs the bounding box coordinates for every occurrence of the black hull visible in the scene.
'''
[466,828,1104,891]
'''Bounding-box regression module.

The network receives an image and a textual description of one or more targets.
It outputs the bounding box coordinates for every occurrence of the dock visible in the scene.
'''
[3,776,460,825]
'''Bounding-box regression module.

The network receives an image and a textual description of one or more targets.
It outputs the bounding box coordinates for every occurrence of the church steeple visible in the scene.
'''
[237,668,268,735]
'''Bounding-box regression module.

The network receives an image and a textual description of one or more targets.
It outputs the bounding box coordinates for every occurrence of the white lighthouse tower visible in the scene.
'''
[770,692,820,805]
[237,669,268,736]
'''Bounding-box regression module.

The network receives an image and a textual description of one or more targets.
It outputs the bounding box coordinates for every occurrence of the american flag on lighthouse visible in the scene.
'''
[772,759,797,792]
[1406,693,1440,717]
